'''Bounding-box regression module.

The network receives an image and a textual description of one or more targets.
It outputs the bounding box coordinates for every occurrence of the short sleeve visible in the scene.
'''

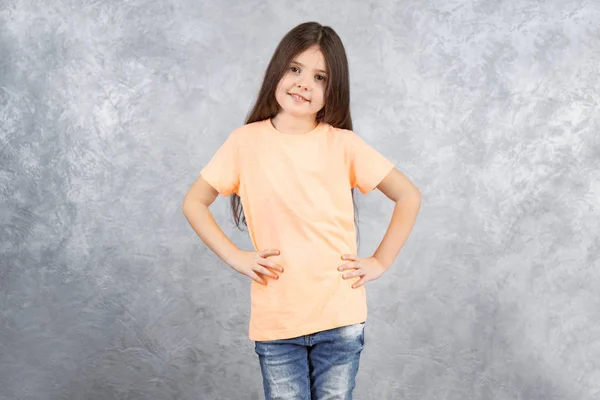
[347,131,395,194]
[199,131,240,197]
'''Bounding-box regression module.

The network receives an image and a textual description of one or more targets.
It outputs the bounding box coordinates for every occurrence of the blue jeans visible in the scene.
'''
[254,322,365,400]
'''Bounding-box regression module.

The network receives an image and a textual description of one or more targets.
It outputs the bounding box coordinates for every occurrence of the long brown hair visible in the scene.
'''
[231,21,362,249]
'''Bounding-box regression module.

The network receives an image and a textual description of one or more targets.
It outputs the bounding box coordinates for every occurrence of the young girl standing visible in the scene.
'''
[183,21,421,400]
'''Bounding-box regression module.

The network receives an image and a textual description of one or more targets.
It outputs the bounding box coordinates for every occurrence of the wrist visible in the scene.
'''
[372,254,391,270]
[225,248,243,268]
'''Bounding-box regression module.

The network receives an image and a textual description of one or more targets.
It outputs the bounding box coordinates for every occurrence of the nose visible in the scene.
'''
[296,76,310,90]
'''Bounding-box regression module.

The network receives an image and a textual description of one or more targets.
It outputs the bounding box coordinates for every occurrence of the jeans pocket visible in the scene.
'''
[359,322,365,346]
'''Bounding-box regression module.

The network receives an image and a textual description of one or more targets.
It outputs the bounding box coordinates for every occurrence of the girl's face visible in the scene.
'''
[274,45,328,120]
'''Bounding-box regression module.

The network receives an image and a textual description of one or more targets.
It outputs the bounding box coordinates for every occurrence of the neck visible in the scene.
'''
[271,113,319,135]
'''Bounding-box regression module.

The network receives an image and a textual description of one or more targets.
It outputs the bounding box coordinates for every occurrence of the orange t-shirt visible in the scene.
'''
[199,118,395,341]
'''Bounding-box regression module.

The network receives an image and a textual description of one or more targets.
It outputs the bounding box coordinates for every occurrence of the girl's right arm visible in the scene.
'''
[181,174,240,268]
[181,175,282,284]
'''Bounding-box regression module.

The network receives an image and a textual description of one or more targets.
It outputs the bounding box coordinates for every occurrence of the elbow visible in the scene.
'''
[399,188,422,205]
[413,189,422,204]
[181,195,210,214]
[412,190,422,211]
[411,183,422,200]
[181,195,192,215]
[414,188,422,200]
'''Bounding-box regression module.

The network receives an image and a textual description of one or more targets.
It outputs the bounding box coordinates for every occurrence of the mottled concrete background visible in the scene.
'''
[1,0,599,399]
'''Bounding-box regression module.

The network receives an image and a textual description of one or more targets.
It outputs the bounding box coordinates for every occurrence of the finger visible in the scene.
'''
[338,261,355,271]
[352,277,367,288]
[341,254,357,261]
[270,262,284,272]
[258,259,283,273]
[261,249,280,257]
[256,262,279,279]
[249,271,266,285]
[343,269,363,279]
[260,267,279,279]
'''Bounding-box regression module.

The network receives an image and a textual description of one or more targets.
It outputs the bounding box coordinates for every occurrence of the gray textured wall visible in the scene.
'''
[1,1,598,399]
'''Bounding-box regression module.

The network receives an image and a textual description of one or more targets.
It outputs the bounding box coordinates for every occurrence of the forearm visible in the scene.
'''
[372,193,422,269]
[181,200,240,267]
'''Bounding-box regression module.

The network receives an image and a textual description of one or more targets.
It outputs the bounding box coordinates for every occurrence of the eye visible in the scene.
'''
[290,66,299,73]
[316,75,327,82]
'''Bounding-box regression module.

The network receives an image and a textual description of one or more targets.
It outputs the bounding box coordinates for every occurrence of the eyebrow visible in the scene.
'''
[290,61,328,75]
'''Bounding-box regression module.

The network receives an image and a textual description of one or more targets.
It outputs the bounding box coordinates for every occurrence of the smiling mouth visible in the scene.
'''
[289,93,309,102]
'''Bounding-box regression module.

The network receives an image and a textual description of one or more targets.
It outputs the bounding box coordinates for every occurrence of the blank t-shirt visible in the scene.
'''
[199,118,395,341]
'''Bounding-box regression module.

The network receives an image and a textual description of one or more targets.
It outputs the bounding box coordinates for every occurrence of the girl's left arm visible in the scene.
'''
[372,167,422,269]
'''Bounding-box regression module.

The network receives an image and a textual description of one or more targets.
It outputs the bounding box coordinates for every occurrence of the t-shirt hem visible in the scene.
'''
[360,162,395,194]
[249,317,368,342]
[199,170,235,197]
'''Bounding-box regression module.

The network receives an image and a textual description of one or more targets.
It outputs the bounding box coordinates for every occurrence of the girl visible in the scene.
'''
[182,21,421,400]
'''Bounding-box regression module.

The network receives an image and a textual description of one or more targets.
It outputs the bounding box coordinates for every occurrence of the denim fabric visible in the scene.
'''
[254,322,365,400]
